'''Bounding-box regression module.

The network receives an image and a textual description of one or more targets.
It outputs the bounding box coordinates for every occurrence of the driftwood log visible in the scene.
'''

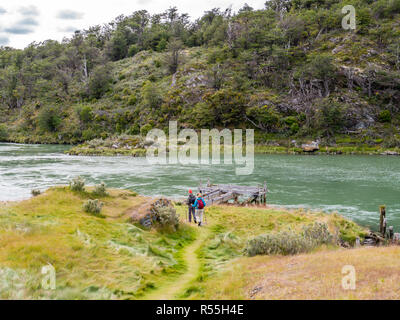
[199,181,268,206]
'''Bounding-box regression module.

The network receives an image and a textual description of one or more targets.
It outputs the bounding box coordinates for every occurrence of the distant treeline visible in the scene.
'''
[0,0,399,145]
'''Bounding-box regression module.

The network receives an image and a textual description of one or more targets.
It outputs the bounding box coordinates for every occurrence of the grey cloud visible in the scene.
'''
[57,10,84,20]
[0,7,6,15]
[0,36,9,45]
[18,5,39,16]
[58,26,78,33]
[17,17,39,26]
[4,26,34,35]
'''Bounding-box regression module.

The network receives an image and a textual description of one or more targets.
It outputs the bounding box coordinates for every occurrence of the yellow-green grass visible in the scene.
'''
[187,246,400,300]
[174,204,368,298]
[0,187,195,299]
[0,190,370,300]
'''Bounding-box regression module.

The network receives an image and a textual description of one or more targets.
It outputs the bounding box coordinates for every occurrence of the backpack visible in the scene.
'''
[197,198,205,209]
[188,194,196,205]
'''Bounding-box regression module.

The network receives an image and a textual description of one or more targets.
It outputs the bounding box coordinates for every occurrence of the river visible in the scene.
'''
[1,143,399,231]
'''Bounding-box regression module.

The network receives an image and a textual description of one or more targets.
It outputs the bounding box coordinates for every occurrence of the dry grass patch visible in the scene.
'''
[191,246,400,300]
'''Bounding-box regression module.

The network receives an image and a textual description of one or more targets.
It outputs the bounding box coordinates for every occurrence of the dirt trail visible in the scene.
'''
[142,226,209,300]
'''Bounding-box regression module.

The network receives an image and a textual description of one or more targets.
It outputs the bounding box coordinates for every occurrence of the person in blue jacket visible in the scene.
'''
[192,193,206,227]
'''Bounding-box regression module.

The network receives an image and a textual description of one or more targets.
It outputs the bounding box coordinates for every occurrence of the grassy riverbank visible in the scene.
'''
[65,134,400,156]
[0,187,379,299]
[0,187,195,299]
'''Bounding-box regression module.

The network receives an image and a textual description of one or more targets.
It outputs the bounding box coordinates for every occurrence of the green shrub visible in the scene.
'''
[157,207,179,231]
[93,182,108,197]
[38,106,61,132]
[290,122,300,135]
[69,176,85,192]
[283,116,297,126]
[31,189,41,197]
[0,124,8,141]
[77,105,93,123]
[127,95,137,106]
[302,222,332,244]
[140,124,153,136]
[83,199,104,216]
[378,110,391,123]
[88,64,112,99]
[82,129,96,141]
[141,80,162,109]
[245,223,333,256]
[128,44,139,57]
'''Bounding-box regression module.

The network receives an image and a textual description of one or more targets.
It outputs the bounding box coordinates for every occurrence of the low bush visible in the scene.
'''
[302,222,332,244]
[83,199,104,216]
[69,176,85,192]
[0,124,8,141]
[153,206,179,232]
[31,189,41,197]
[378,110,392,123]
[93,182,108,197]
[245,222,333,256]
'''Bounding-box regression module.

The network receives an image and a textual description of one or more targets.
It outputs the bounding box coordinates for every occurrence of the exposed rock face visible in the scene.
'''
[129,198,179,231]
[381,151,399,156]
[301,141,320,152]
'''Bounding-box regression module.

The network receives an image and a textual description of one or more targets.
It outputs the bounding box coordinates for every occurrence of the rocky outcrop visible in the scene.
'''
[301,141,319,152]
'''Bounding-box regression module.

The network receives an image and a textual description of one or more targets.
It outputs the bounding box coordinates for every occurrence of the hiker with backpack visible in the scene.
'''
[192,193,206,227]
[187,190,197,223]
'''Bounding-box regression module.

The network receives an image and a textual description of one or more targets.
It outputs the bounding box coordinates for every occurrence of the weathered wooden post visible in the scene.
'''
[264,181,267,207]
[379,205,386,236]
[389,226,394,240]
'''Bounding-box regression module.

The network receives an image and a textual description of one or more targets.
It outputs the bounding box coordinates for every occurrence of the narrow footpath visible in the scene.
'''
[142,226,209,300]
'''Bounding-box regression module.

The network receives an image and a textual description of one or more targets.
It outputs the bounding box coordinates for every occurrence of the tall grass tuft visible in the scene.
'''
[156,207,179,232]
[83,199,104,217]
[31,189,41,197]
[69,176,85,192]
[93,182,108,197]
[245,222,333,257]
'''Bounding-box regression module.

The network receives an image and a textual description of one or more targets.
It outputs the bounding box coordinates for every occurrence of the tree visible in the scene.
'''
[141,80,162,109]
[316,100,345,137]
[265,0,292,19]
[106,30,128,61]
[203,89,247,126]
[38,106,61,132]
[165,38,183,74]
[294,54,336,98]
[88,64,112,99]
[246,105,280,132]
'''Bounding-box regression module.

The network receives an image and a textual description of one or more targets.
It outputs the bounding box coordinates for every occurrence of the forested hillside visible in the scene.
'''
[0,0,399,146]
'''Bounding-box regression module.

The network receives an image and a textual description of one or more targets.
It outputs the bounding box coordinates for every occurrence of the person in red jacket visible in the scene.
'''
[192,193,206,227]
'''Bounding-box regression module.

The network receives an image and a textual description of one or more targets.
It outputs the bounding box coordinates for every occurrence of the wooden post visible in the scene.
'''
[379,205,386,235]
[264,181,267,207]
[389,226,394,240]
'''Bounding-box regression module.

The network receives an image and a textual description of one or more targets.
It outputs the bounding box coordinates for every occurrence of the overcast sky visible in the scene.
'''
[0,0,265,49]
